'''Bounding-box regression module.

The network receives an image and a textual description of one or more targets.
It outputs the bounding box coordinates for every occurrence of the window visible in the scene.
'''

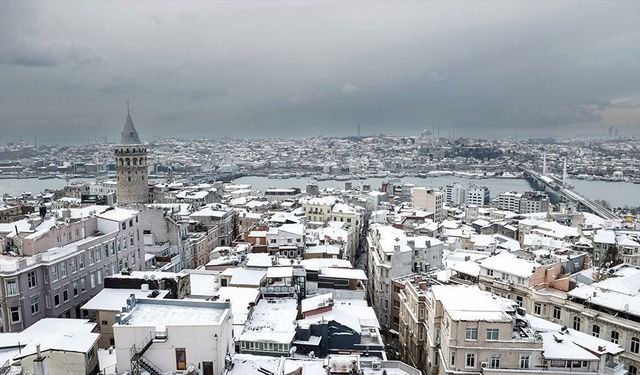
[80,278,86,292]
[592,324,600,338]
[573,316,581,331]
[553,306,561,320]
[519,355,530,369]
[487,269,494,277]
[534,302,542,315]
[465,328,478,340]
[45,294,51,309]
[73,282,79,297]
[610,330,619,344]
[451,351,456,366]
[97,269,102,285]
[90,274,96,289]
[63,288,69,302]
[59,263,67,278]
[10,306,20,323]
[631,337,640,354]
[69,258,76,273]
[175,348,187,370]
[30,296,39,315]
[51,265,58,281]
[78,255,85,269]
[516,295,523,307]
[489,355,501,369]
[629,365,637,375]
[486,328,499,341]
[6,279,19,296]
[28,271,37,289]
[54,293,60,307]
[465,353,475,368]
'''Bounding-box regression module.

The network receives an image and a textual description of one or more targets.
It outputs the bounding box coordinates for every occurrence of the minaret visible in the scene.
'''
[562,157,567,186]
[115,103,149,205]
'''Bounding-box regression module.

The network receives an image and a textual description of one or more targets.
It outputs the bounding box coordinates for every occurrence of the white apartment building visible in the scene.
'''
[411,188,444,222]
[113,296,234,375]
[494,191,549,214]
[465,185,490,207]
[367,224,443,331]
[445,183,465,206]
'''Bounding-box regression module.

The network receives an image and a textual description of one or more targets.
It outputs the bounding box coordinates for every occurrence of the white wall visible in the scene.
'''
[114,313,234,374]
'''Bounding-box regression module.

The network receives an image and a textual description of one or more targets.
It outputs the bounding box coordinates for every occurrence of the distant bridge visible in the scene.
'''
[519,166,619,221]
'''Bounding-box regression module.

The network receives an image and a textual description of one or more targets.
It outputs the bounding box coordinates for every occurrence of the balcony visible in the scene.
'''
[603,362,626,375]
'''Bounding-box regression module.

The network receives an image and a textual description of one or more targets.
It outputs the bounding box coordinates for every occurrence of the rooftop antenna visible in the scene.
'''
[126,99,130,114]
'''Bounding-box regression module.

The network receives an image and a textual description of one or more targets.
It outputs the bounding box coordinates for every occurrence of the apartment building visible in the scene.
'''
[493,191,549,214]
[524,265,640,373]
[444,183,465,206]
[465,185,489,207]
[398,282,626,375]
[189,204,236,247]
[0,206,142,332]
[367,224,443,331]
[411,188,444,222]
[113,296,234,375]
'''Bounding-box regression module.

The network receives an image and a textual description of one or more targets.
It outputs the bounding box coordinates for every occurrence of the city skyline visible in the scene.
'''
[1,1,639,144]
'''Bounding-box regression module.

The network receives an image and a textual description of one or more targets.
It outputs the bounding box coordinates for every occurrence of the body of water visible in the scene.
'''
[0,178,95,196]
[0,175,637,209]
[233,175,640,209]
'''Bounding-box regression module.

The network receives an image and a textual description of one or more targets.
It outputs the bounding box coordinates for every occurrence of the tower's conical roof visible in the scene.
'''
[120,107,141,144]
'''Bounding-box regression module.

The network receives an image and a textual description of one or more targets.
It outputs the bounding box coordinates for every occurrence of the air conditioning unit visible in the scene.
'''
[481,362,489,368]
[372,361,381,370]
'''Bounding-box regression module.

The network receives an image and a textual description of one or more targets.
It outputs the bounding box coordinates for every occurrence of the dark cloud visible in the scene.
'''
[0,1,639,143]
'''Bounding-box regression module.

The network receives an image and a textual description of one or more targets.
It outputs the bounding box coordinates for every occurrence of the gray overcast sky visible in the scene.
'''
[1,1,639,143]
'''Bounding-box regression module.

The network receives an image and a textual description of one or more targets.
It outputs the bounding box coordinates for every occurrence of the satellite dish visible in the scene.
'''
[289,346,297,356]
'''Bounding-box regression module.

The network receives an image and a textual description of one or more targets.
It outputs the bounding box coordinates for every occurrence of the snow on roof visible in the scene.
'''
[190,206,229,218]
[593,229,616,244]
[298,308,361,334]
[301,293,334,313]
[320,267,367,280]
[568,265,640,316]
[278,223,305,236]
[81,288,169,311]
[97,207,138,222]
[300,258,352,272]
[332,203,356,214]
[118,300,228,327]
[431,285,514,322]
[248,230,267,238]
[334,305,379,329]
[227,354,281,375]
[215,287,260,327]
[189,273,220,297]
[266,266,293,279]
[239,298,297,344]
[245,253,273,268]
[303,196,338,206]
[480,251,540,278]
[449,261,481,277]
[305,244,341,255]
[8,319,98,359]
[176,190,210,200]
[229,268,266,286]
[526,314,623,358]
